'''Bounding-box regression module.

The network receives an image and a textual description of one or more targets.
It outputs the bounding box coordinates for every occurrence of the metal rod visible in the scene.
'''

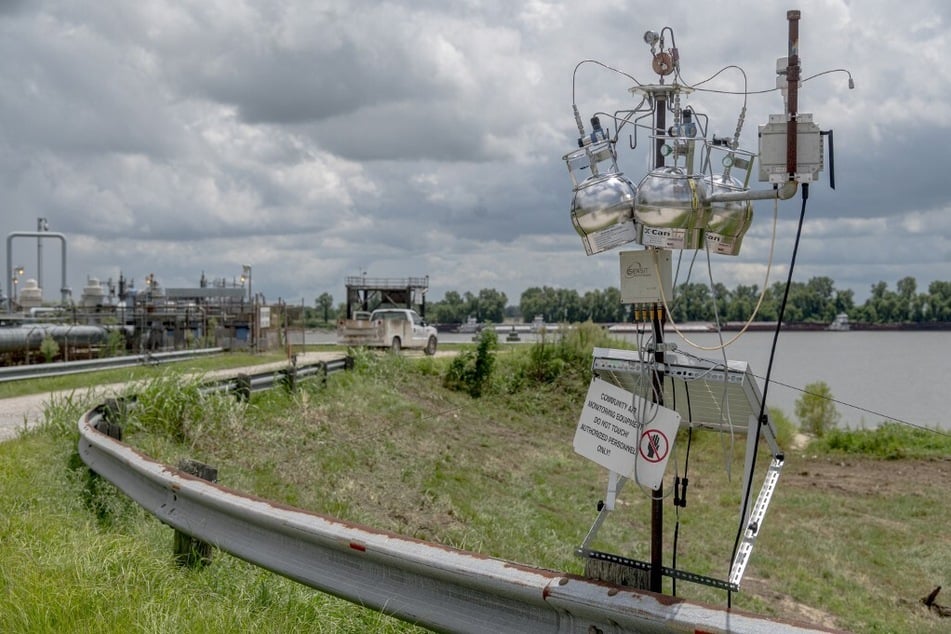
[649,304,666,592]
[786,10,801,179]
[647,91,669,594]
[7,231,69,305]
[655,96,666,170]
[709,181,798,203]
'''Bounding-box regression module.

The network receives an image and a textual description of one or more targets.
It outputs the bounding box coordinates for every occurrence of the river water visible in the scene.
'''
[302,329,949,431]
[612,330,950,432]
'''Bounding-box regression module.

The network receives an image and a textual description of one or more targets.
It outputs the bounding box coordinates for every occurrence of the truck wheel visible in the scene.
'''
[424,336,437,356]
[390,337,401,354]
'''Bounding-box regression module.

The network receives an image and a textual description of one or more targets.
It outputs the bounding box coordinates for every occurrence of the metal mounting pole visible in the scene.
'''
[649,96,667,594]
[786,10,801,180]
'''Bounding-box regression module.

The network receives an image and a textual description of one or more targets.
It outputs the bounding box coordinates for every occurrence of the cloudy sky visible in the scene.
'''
[1,0,948,308]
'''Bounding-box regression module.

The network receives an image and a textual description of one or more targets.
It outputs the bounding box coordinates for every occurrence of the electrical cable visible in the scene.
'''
[671,385,694,597]
[728,183,810,608]
[572,59,643,106]
[654,196,780,351]
[752,376,951,438]
[704,243,738,477]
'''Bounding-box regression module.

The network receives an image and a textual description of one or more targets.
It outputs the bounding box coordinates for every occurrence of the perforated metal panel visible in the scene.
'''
[591,346,765,433]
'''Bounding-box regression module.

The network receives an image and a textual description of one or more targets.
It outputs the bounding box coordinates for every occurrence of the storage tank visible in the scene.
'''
[18,279,43,309]
[81,277,107,308]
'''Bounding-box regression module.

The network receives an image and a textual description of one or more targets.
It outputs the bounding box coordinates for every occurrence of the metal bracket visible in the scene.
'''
[582,549,739,593]
[730,455,785,588]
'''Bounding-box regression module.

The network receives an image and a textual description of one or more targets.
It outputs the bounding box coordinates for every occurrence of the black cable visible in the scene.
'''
[728,184,810,609]
[671,384,694,597]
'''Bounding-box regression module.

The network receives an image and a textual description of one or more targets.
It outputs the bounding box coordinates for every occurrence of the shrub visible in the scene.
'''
[40,335,60,363]
[443,329,497,397]
[768,406,798,448]
[817,422,951,459]
[794,380,840,437]
[100,329,127,358]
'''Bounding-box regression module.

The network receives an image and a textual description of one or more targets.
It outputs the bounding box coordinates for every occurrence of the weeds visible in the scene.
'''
[120,369,243,445]
[813,422,951,459]
[3,341,947,633]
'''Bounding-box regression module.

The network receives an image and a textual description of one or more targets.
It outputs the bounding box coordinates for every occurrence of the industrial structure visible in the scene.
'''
[0,228,265,363]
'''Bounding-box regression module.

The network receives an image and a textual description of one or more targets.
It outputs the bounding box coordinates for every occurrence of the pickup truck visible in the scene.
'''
[337,308,438,355]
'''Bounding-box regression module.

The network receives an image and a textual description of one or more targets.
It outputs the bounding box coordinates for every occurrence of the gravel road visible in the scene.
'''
[0,352,344,442]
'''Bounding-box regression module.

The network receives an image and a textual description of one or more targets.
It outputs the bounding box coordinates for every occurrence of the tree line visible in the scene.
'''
[308,276,951,326]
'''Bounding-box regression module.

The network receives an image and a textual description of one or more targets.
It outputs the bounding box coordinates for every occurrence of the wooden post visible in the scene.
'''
[173,459,218,567]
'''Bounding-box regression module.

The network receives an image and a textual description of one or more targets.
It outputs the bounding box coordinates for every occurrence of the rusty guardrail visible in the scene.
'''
[76,356,834,634]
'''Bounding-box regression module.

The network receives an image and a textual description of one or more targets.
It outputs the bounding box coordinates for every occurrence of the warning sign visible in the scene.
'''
[574,377,682,490]
[573,378,641,476]
[639,429,669,463]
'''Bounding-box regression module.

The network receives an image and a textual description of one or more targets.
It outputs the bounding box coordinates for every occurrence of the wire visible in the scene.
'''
[757,376,951,438]
[572,59,643,106]
[705,244,738,477]
[653,196,779,352]
[801,68,854,87]
[729,184,810,585]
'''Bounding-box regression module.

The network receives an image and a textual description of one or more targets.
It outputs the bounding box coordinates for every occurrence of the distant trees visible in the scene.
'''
[359,274,950,326]
[428,289,508,325]
[315,293,334,323]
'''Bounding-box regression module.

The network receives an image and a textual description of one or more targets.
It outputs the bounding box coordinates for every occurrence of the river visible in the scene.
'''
[300,329,950,431]
[612,330,950,432]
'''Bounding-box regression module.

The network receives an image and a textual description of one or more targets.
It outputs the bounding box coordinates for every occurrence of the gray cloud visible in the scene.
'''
[0,0,947,308]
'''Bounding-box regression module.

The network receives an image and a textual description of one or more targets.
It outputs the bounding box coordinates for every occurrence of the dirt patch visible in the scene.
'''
[742,577,842,631]
[783,454,951,496]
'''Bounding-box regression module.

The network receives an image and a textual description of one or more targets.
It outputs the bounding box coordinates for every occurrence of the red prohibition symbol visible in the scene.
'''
[639,429,669,463]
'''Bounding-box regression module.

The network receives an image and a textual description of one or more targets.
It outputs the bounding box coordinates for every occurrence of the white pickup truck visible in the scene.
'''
[336,308,438,355]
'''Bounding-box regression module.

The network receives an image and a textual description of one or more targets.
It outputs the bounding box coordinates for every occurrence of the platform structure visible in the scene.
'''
[344,276,430,319]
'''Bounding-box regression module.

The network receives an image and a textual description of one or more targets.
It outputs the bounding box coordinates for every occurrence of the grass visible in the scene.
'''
[0,351,286,400]
[1,332,949,632]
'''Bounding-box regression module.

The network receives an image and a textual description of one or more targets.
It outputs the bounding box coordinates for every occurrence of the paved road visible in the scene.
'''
[0,352,343,442]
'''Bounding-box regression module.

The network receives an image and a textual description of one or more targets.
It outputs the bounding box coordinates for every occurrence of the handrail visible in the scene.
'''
[76,359,835,633]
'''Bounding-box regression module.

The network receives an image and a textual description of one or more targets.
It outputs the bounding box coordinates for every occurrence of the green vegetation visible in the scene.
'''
[305,273,949,325]
[795,380,841,437]
[812,422,951,459]
[0,351,286,400]
[417,274,951,326]
[443,328,498,397]
[39,335,60,363]
[100,328,127,358]
[1,340,948,633]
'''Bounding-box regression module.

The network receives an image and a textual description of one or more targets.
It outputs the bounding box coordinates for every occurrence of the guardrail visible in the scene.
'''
[76,357,832,634]
[200,357,352,399]
[0,348,225,383]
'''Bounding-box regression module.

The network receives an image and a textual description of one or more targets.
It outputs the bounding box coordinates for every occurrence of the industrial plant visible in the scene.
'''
[1,221,262,365]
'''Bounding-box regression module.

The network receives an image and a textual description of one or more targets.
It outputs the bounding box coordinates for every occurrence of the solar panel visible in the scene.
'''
[591,346,765,434]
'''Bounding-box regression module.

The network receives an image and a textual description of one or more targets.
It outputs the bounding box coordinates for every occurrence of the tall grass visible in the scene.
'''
[1,337,947,632]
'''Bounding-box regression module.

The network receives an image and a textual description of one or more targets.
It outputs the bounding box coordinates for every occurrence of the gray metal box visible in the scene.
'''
[757,113,823,183]
[619,249,672,304]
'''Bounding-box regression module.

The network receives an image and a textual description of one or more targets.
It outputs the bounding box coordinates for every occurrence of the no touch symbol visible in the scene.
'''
[639,429,669,463]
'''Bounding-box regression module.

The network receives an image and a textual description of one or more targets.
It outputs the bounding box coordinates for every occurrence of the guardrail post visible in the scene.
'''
[232,373,251,402]
[319,360,328,387]
[279,366,297,392]
[93,398,125,440]
[174,459,218,567]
